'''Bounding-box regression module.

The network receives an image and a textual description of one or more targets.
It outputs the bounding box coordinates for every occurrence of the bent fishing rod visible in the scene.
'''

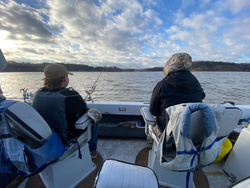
[0,49,7,71]
[85,68,105,102]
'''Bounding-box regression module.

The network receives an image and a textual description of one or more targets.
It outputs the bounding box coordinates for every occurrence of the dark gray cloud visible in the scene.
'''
[0,1,53,43]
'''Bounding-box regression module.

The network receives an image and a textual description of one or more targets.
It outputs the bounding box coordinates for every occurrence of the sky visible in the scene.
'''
[0,0,249,69]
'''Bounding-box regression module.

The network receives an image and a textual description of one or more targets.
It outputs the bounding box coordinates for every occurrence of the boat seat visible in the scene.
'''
[3,101,95,188]
[140,103,242,188]
[4,101,53,149]
[94,159,159,188]
[3,101,66,178]
[39,111,96,188]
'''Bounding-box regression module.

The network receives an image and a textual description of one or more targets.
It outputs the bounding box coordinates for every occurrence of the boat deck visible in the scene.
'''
[17,137,233,188]
[97,137,232,188]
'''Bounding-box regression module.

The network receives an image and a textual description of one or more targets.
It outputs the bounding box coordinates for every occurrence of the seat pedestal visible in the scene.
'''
[148,142,195,188]
[39,143,96,188]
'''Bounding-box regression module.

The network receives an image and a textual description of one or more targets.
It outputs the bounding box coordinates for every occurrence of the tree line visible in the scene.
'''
[3,61,124,72]
[2,61,250,72]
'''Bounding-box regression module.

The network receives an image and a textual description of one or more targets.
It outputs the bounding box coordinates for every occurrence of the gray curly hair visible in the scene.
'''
[164,53,192,76]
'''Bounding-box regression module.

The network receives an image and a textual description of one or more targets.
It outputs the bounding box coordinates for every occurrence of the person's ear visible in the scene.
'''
[63,75,67,81]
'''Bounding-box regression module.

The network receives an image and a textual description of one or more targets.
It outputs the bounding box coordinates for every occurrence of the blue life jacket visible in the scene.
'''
[0,99,67,177]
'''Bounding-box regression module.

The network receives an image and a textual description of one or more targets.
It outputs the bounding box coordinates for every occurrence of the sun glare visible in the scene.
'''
[0,30,8,39]
[0,30,17,50]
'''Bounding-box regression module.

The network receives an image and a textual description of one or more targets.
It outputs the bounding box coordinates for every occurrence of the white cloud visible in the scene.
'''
[142,0,157,7]
[43,0,163,67]
[0,0,249,68]
[173,9,185,24]
[181,0,195,8]
[200,0,210,8]
[226,0,250,14]
[182,13,206,30]
[215,0,250,14]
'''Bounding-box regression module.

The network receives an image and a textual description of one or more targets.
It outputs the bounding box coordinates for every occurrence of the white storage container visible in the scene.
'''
[223,127,250,181]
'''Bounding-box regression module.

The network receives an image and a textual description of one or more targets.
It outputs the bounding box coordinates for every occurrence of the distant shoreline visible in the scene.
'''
[2,61,250,72]
[1,70,250,73]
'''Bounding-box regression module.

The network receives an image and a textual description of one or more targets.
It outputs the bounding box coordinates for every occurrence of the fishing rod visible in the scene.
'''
[85,68,105,102]
[0,49,7,100]
[0,49,7,71]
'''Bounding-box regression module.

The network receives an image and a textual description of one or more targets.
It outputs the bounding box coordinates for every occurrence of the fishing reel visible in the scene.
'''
[20,88,34,103]
[85,90,95,103]
[85,85,96,103]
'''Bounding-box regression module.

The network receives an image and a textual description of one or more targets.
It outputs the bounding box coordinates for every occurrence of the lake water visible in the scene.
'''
[0,71,249,105]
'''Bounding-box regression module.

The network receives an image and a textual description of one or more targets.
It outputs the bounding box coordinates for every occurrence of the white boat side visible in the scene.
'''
[87,101,150,115]
[87,101,250,120]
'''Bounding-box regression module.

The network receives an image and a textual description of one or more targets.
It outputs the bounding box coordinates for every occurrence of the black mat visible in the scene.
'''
[135,147,209,188]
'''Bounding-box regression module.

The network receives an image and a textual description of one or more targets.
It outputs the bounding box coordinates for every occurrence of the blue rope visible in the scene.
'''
[177,138,218,188]
[186,172,191,188]
[177,149,197,155]
[202,138,217,151]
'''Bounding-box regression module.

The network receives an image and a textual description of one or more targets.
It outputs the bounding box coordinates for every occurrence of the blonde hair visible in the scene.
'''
[43,76,65,90]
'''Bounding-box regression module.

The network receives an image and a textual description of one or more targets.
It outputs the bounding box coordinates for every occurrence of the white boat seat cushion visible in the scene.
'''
[94,159,159,188]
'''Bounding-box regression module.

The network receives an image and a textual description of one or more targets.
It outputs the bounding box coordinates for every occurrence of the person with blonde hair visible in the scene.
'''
[32,64,99,158]
[150,53,205,133]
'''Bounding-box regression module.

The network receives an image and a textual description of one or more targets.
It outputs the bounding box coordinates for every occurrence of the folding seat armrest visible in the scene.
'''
[66,113,92,151]
[140,107,156,136]
[60,113,92,160]
[75,113,92,130]
[140,107,156,125]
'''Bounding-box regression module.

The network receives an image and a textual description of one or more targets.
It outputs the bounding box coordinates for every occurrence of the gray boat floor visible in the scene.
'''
[18,137,232,188]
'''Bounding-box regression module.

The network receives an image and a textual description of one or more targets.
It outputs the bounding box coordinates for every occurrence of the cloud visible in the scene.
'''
[223,0,250,14]
[164,6,250,62]
[181,0,195,8]
[199,0,210,8]
[0,0,161,67]
[0,1,53,42]
[0,0,249,68]
[43,0,163,67]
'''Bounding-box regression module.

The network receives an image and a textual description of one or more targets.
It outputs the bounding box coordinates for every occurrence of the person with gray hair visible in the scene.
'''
[150,53,205,133]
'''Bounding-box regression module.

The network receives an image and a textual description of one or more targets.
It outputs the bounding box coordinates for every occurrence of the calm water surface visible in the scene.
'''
[0,71,249,105]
